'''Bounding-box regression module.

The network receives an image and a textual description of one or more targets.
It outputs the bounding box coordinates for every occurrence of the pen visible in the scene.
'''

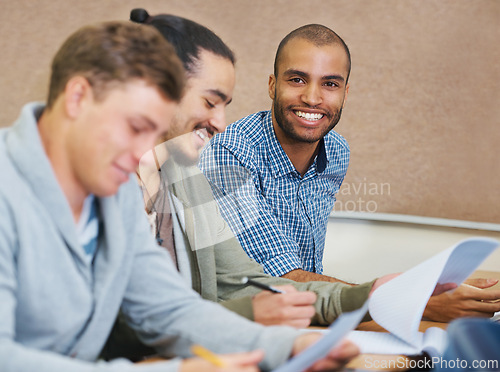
[191,344,226,367]
[241,276,286,294]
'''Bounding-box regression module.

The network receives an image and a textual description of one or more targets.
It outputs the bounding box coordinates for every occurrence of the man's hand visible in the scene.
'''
[252,285,317,328]
[431,282,458,296]
[292,333,359,371]
[424,278,500,322]
[369,273,400,296]
[181,349,264,372]
[370,273,457,297]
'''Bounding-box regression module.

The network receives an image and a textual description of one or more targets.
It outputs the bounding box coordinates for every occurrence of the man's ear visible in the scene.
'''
[268,74,276,100]
[342,83,349,108]
[63,76,93,119]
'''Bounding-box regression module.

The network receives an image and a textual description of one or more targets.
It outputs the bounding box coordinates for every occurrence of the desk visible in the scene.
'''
[138,271,499,370]
[346,270,500,371]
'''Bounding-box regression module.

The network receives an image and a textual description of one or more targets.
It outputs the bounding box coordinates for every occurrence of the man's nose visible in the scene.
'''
[301,84,322,106]
[134,137,156,165]
[208,107,227,135]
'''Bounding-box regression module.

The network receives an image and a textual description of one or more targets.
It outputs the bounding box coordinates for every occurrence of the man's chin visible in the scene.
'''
[170,149,200,166]
[166,143,200,166]
[91,183,121,198]
[166,131,205,166]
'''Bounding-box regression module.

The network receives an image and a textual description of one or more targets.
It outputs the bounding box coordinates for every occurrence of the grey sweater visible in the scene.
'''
[162,159,373,324]
[0,103,300,372]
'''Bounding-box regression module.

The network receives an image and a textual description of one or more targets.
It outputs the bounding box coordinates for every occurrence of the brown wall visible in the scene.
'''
[1,0,499,223]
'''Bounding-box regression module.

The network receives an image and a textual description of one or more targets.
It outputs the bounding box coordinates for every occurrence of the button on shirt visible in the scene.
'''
[199,110,349,276]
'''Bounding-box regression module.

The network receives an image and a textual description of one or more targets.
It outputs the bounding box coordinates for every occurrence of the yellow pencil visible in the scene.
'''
[190,344,227,368]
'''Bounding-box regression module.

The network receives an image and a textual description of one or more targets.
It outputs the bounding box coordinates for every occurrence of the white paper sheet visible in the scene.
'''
[350,237,499,355]
[347,327,447,356]
[272,301,369,372]
[273,237,498,370]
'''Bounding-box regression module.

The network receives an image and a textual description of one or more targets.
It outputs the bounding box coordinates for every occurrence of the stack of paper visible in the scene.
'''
[273,237,498,371]
[348,237,498,356]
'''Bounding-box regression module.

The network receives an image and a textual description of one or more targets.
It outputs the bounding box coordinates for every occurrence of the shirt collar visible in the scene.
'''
[6,103,87,263]
[316,138,328,173]
[263,112,297,178]
[264,111,329,177]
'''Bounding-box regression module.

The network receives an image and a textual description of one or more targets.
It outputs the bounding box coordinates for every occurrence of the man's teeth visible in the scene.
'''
[295,111,323,121]
[194,129,207,140]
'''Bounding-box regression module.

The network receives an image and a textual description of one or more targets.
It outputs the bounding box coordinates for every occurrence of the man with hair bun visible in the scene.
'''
[124,9,393,334]
[0,20,359,372]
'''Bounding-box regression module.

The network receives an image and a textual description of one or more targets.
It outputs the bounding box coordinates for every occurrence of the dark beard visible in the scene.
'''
[273,96,342,144]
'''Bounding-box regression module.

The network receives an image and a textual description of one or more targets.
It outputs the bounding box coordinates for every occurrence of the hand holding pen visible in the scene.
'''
[241,276,286,293]
[241,277,317,328]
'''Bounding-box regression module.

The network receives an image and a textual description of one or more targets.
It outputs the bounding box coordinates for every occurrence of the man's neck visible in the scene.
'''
[38,109,87,222]
[137,142,171,212]
[280,141,319,177]
[272,120,320,177]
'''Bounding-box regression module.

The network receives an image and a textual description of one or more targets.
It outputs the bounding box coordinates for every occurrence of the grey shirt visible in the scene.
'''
[0,103,300,372]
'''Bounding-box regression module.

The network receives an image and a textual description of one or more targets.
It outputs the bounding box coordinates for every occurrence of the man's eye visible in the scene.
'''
[129,122,148,134]
[290,78,304,84]
[130,125,141,134]
[324,81,339,88]
[205,99,215,108]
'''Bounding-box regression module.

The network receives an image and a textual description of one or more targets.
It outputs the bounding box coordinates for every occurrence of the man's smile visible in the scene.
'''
[293,110,325,122]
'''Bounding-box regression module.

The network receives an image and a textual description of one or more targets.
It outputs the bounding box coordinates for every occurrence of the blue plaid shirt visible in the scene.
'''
[199,110,349,276]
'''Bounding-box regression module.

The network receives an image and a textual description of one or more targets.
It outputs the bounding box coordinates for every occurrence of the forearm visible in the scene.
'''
[125,238,300,370]
[0,341,179,372]
[281,269,355,285]
[219,296,255,321]
[214,242,372,325]
[281,270,373,324]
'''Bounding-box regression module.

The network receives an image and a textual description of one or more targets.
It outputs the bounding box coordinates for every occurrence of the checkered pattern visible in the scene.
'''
[199,110,349,276]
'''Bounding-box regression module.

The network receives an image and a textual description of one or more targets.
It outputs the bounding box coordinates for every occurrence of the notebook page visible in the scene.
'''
[436,238,499,284]
[421,327,448,357]
[368,247,452,346]
[346,326,448,356]
[368,237,498,347]
[346,330,421,355]
[273,301,369,372]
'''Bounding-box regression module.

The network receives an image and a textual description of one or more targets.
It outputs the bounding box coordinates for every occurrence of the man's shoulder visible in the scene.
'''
[0,133,37,240]
[201,111,271,170]
[325,129,350,153]
[212,111,270,151]
[322,130,350,174]
[0,133,26,196]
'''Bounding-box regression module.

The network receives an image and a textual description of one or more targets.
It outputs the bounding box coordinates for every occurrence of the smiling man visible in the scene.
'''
[0,21,361,372]
[200,24,351,279]
[129,11,373,336]
[200,24,500,323]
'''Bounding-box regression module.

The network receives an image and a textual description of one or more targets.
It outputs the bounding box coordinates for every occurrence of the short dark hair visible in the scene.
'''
[130,8,235,76]
[274,24,351,82]
[47,21,185,108]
